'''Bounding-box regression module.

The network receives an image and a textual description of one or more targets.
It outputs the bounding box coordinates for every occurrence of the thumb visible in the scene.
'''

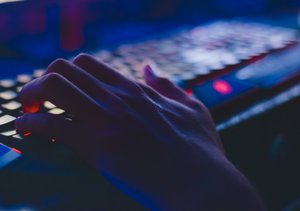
[143,65,189,103]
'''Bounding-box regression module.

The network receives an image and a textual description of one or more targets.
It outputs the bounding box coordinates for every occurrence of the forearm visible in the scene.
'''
[158,154,266,211]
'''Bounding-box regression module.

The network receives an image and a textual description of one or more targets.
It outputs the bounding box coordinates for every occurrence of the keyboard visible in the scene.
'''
[0,20,299,169]
[95,21,300,121]
[95,21,298,83]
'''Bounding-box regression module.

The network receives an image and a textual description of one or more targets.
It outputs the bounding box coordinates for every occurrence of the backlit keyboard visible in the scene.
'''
[0,20,299,168]
[95,21,298,83]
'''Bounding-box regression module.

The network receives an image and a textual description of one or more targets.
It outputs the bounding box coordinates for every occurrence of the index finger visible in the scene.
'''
[19,73,105,119]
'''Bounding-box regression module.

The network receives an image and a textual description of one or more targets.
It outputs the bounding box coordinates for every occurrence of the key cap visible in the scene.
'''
[179,72,196,81]
[2,101,22,111]
[0,79,16,88]
[12,134,22,139]
[33,69,46,78]
[1,130,17,137]
[0,91,17,100]
[43,101,56,110]
[0,115,16,132]
[0,115,15,125]
[48,108,65,115]
[192,65,211,76]
[16,74,32,84]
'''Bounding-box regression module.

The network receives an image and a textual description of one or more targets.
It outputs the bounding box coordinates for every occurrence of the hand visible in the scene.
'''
[16,54,264,210]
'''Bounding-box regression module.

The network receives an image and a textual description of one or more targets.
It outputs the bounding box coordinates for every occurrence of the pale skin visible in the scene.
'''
[16,54,265,210]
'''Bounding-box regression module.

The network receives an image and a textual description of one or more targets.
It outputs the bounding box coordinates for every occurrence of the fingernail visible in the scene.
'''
[144,65,156,77]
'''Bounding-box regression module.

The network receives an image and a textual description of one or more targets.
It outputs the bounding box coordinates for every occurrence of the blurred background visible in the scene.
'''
[0,0,299,77]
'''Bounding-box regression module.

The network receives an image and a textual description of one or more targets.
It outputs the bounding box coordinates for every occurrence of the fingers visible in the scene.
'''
[19,73,106,119]
[15,113,77,140]
[72,53,131,86]
[144,65,189,104]
[45,59,116,100]
[73,53,146,97]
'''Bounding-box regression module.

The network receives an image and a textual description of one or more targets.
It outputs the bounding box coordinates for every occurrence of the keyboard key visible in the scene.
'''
[1,130,17,137]
[179,73,196,81]
[0,91,17,100]
[95,50,113,61]
[17,74,32,84]
[12,134,22,139]
[44,101,56,109]
[48,108,65,115]
[2,101,22,111]
[0,115,16,132]
[0,115,15,125]
[33,69,46,78]
[193,66,211,75]
[0,79,16,88]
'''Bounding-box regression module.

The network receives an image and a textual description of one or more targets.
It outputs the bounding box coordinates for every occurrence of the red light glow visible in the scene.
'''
[186,89,193,96]
[22,102,41,113]
[23,132,32,137]
[51,138,56,143]
[11,148,21,154]
[212,80,232,95]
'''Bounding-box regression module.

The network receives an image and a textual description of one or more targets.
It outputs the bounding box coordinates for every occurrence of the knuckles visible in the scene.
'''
[19,73,62,102]
[47,58,69,75]
[41,72,63,91]
[72,53,90,65]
